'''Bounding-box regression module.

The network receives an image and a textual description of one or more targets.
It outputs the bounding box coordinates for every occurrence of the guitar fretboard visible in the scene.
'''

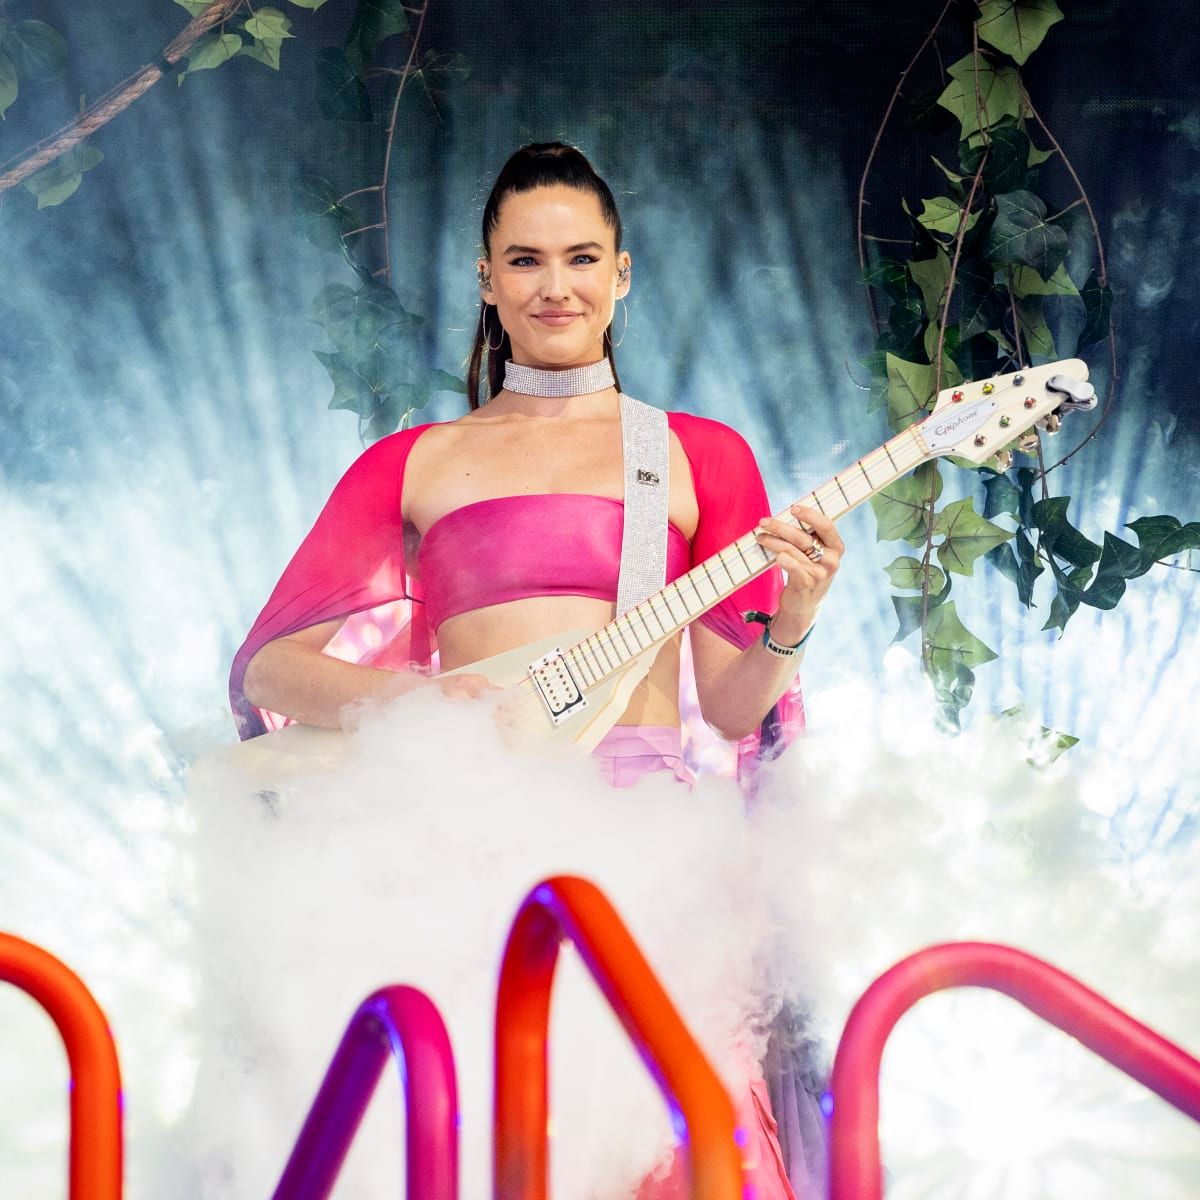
[559,425,930,687]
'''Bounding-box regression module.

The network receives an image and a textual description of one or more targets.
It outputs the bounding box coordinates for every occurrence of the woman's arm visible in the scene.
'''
[243,619,497,731]
[690,504,842,741]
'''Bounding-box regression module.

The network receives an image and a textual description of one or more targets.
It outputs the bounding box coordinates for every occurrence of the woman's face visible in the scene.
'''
[479,184,631,371]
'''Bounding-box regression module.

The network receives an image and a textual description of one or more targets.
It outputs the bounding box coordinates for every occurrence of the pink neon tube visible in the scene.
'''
[493,875,743,1200]
[273,985,458,1200]
[0,932,123,1200]
[829,941,1200,1199]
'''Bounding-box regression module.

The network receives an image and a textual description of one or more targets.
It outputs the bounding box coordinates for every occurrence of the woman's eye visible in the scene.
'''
[508,255,598,267]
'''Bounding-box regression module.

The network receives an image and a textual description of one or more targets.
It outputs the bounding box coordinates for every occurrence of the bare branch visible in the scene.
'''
[857,0,956,334]
[0,0,246,193]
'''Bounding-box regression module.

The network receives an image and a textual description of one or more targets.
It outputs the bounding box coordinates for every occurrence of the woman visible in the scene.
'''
[229,142,843,1197]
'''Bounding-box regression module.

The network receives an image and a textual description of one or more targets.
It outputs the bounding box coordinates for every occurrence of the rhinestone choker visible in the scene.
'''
[502,357,615,398]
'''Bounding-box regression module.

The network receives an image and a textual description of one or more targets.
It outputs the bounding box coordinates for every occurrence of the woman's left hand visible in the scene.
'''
[754,504,844,644]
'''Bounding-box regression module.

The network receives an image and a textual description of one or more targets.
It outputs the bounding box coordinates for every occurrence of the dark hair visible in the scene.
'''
[467,142,624,409]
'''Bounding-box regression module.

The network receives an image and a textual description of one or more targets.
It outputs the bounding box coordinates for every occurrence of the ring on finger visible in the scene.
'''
[805,537,825,564]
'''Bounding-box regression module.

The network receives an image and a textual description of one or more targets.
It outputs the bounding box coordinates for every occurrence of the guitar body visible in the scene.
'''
[225,628,659,782]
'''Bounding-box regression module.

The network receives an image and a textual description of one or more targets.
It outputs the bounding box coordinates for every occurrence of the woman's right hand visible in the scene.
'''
[433,672,502,701]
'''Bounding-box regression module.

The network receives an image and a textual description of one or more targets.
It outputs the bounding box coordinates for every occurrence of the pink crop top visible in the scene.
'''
[416,493,692,631]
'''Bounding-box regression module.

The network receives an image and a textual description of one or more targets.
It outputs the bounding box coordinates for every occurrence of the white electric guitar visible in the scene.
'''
[233,360,1095,774]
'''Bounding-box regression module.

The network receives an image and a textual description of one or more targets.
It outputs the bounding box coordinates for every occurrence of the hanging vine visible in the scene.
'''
[858,0,1199,730]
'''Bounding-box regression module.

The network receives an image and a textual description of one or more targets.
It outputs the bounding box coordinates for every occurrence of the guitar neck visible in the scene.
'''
[560,425,931,686]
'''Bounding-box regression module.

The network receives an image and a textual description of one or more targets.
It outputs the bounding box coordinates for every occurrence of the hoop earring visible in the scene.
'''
[607,297,628,349]
[483,307,505,353]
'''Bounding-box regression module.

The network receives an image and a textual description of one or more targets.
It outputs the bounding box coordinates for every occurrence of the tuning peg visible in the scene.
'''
[1038,412,1063,434]
[992,450,1013,472]
[1047,374,1097,410]
[1018,432,1040,453]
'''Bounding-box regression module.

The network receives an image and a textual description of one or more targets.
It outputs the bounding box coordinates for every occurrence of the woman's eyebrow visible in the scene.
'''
[501,241,605,254]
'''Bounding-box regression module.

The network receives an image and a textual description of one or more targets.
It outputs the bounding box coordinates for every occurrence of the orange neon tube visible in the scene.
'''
[0,932,123,1200]
[493,875,743,1200]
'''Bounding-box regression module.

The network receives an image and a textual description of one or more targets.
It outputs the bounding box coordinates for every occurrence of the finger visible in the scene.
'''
[756,530,840,571]
[789,506,845,553]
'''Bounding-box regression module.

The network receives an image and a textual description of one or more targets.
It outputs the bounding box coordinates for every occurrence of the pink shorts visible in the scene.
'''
[590,724,696,789]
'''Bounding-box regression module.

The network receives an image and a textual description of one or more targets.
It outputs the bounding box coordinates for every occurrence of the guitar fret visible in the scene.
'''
[594,631,619,670]
[675,574,705,613]
[641,600,668,638]
[664,581,691,622]
[647,596,674,634]
[582,640,605,678]
[709,553,737,593]
[718,546,752,586]
[571,648,596,687]
[858,458,872,486]
[613,618,639,657]
[812,491,827,515]
[692,565,720,605]
[882,440,899,470]
[833,474,851,506]
[631,607,656,645]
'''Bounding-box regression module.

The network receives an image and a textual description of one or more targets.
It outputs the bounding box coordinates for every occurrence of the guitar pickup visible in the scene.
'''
[529,650,589,725]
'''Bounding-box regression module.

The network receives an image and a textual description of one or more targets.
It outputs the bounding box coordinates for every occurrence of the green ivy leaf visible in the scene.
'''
[243,7,295,40]
[886,555,946,594]
[888,300,924,349]
[4,20,69,82]
[1125,516,1200,571]
[1077,269,1113,348]
[987,529,1044,606]
[937,54,1023,142]
[1015,294,1056,362]
[931,155,966,185]
[909,250,950,320]
[1041,558,1092,633]
[934,497,1014,575]
[315,347,384,416]
[1032,495,1102,569]
[239,36,284,70]
[21,143,103,208]
[1027,143,1055,167]
[986,190,1069,278]
[173,0,217,14]
[345,0,410,77]
[1011,262,1079,297]
[892,572,952,644]
[287,0,331,8]
[916,196,981,237]
[926,600,999,669]
[1079,531,1141,610]
[976,0,1064,65]
[317,45,373,120]
[870,460,943,543]
[982,471,1021,519]
[998,705,1079,764]
[179,32,243,84]
[0,51,16,119]
[428,367,469,396]
[958,258,1003,339]
[885,353,937,432]
[295,174,359,253]
[862,258,920,308]
[961,125,1031,195]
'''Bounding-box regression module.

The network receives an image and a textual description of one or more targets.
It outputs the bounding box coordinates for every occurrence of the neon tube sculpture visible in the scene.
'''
[829,941,1200,1199]
[272,985,458,1200]
[0,932,123,1200]
[493,874,744,1200]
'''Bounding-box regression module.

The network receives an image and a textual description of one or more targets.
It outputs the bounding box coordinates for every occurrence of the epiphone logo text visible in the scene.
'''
[931,409,985,438]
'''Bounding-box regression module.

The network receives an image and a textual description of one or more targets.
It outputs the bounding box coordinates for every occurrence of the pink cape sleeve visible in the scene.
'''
[667,411,806,782]
[228,424,436,740]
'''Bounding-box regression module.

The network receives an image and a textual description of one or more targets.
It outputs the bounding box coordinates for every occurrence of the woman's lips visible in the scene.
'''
[533,313,579,326]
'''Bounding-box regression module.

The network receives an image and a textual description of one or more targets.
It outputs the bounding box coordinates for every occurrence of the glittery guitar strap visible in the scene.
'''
[615,393,670,616]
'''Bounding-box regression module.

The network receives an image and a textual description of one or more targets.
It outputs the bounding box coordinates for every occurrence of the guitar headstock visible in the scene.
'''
[915,359,1096,467]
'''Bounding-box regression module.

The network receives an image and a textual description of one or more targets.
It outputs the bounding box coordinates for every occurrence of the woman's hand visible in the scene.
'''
[753,503,844,644]
[434,673,502,701]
